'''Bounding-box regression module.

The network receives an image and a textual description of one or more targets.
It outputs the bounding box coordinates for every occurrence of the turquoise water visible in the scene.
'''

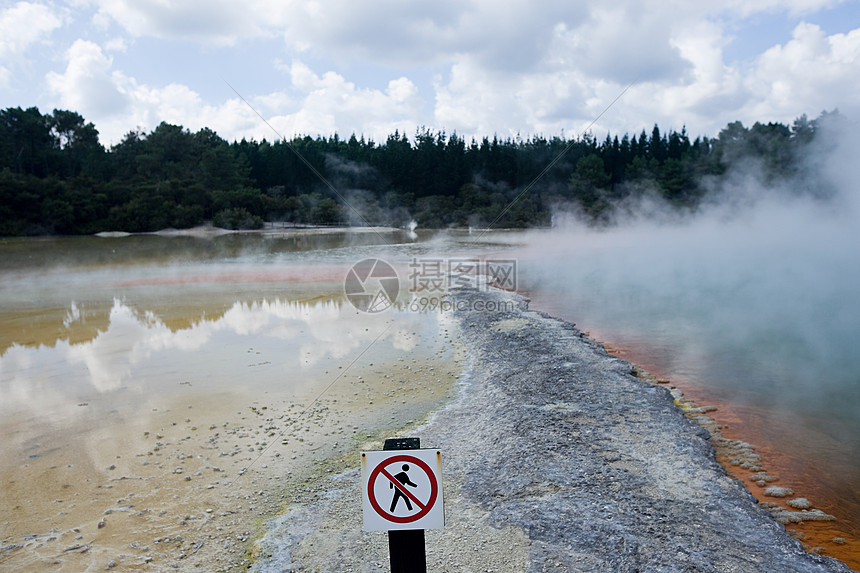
[510,206,860,544]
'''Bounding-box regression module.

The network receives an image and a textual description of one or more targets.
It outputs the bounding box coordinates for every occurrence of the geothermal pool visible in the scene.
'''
[1,227,858,570]
[513,217,860,567]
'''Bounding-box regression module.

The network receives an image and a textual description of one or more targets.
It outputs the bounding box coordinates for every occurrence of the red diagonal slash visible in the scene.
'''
[379,466,426,511]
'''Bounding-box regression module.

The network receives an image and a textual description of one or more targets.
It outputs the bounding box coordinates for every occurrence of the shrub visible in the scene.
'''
[212,207,264,230]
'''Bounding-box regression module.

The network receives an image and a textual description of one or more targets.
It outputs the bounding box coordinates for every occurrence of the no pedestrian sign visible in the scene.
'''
[361,449,444,531]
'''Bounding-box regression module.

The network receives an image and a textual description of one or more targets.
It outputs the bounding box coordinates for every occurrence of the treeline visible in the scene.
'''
[0,106,834,235]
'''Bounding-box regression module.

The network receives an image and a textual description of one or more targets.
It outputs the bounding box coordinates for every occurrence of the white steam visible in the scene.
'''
[517,116,860,428]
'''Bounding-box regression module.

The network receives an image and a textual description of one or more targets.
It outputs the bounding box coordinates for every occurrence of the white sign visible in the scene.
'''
[361,449,444,531]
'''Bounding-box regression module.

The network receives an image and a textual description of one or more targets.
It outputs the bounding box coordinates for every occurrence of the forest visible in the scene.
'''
[0,105,835,235]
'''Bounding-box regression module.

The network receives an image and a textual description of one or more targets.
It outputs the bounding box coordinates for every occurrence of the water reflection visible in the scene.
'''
[0,229,513,430]
[0,297,433,420]
[0,231,494,573]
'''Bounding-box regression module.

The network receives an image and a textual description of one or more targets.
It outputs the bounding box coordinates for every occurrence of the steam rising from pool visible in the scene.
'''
[517,116,860,432]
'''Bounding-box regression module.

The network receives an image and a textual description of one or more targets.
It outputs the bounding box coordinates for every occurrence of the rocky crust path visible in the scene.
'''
[252,288,855,572]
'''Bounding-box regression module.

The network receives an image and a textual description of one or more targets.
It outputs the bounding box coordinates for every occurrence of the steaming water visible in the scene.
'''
[2,224,859,566]
[511,197,860,549]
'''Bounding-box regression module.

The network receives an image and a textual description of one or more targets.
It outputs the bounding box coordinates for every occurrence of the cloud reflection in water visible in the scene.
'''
[1,297,435,418]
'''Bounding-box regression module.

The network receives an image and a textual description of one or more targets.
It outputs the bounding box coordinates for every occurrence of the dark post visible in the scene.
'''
[383,437,427,573]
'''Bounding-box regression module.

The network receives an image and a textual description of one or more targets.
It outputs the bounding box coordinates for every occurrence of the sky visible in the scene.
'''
[1,0,859,146]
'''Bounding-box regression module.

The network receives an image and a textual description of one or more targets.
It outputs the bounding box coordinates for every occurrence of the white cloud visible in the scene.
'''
[275,0,589,73]
[87,0,290,44]
[434,62,529,137]
[431,3,693,139]
[42,35,425,145]
[27,0,860,146]
[117,63,421,144]
[432,3,694,139]
[553,3,690,83]
[608,20,748,134]
[0,1,63,57]
[42,37,255,143]
[88,0,584,71]
[706,0,845,19]
[432,2,860,140]
[97,80,257,144]
[45,39,128,119]
[744,22,860,120]
[0,1,64,89]
[104,36,127,52]
[262,62,423,141]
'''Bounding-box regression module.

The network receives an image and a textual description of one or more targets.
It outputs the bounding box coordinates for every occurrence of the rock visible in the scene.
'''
[761,503,836,524]
[787,498,813,509]
[687,405,718,414]
[763,486,794,498]
[749,472,779,483]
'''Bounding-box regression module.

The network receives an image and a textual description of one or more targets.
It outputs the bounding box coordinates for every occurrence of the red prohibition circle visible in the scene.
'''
[367,454,438,524]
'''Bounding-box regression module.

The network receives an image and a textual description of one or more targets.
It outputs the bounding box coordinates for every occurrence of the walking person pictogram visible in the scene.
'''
[389,464,418,512]
[362,450,443,530]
